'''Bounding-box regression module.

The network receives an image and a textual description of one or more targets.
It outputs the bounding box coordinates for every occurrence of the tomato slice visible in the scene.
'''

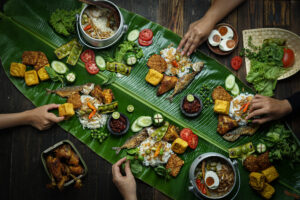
[138,38,153,46]
[282,48,295,68]
[85,61,99,75]
[180,128,193,141]
[231,56,242,70]
[139,29,153,41]
[81,49,95,63]
[188,134,198,149]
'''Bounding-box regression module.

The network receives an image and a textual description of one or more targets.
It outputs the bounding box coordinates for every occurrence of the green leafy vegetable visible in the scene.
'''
[154,165,171,180]
[261,124,300,168]
[114,41,143,63]
[101,72,117,86]
[45,66,65,85]
[130,159,143,174]
[49,8,80,36]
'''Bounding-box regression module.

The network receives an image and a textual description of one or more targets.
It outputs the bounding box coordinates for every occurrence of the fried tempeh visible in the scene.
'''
[67,93,82,109]
[147,54,167,73]
[166,154,184,177]
[212,86,233,102]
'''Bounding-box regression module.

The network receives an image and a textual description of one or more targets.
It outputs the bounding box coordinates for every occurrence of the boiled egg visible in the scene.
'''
[218,26,234,40]
[205,171,220,190]
[208,30,222,46]
[219,39,236,52]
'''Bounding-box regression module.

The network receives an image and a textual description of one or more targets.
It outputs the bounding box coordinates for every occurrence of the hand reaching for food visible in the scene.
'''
[112,157,137,200]
[0,104,64,130]
[247,95,292,124]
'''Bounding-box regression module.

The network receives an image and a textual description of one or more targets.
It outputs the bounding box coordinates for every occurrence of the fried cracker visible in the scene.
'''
[212,86,233,102]
[147,54,167,73]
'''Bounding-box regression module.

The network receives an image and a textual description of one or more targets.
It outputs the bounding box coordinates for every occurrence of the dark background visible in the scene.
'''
[0,0,299,200]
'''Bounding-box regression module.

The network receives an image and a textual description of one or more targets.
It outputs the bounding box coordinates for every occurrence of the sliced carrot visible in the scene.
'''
[243,102,250,113]
[154,143,162,157]
[88,110,96,119]
[87,102,96,111]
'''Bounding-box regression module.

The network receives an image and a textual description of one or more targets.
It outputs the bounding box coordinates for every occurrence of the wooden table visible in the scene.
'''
[0,0,299,199]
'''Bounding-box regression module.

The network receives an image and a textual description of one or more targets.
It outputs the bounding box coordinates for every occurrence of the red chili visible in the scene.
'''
[172,60,179,68]
[84,24,92,31]
[243,102,250,113]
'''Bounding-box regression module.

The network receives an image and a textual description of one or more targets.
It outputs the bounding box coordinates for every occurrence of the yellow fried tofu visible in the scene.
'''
[10,62,26,77]
[262,166,279,183]
[171,138,188,154]
[22,51,39,65]
[214,99,230,115]
[249,172,265,191]
[37,66,50,81]
[145,69,163,86]
[259,183,275,199]
[34,52,49,71]
[58,103,75,119]
[24,70,39,86]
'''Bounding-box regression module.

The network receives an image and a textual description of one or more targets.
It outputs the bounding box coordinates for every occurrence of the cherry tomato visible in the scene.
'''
[81,49,95,63]
[138,38,153,46]
[188,134,198,149]
[139,29,153,41]
[231,56,243,71]
[85,61,99,75]
[282,48,295,68]
[180,128,193,141]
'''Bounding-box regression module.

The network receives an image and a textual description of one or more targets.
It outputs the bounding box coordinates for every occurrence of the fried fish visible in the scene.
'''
[157,75,178,96]
[217,114,238,135]
[112,128,149,154]
[46,83,93,97]
[223,124,260,142]
[212,86,233,102]
[147,54,167,73]
[67,92,82,109]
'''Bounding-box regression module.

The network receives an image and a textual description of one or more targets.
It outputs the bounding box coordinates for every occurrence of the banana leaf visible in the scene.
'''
[0,0,299,199]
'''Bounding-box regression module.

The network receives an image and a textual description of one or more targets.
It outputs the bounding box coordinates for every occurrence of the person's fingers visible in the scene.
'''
[182,36,194,56]
[187,43,198,56]
[249,102,264,113]
[246,108,266,120]
[177,33,189,51]
[45,104,60,111]
[124,160,133,177]
[112,157,127,178]
[253,94,264,99]
[252,116,271,125]
[47,113,64,123]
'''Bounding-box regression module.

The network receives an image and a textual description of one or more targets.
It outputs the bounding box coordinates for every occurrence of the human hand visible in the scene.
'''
[177,17,215,56]
[246,95,292,124]
[25,104,64,130]
[112,157,137,200]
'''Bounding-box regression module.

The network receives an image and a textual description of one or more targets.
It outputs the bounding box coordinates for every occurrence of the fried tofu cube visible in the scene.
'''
[249,172,265,191]
[166,154,184,177]
[145,69,164,86]
[37,66,50,81]
[24,70,39,86]
[171,138,188,154]
[22,51,39,65]
[58,103,75,119]
[10,62,26,77]
[214,99,230,115]
[262,166,279,183]
[259,183,275,199]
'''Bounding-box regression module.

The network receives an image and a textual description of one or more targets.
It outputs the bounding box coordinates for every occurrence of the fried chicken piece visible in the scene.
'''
[243,155,260,172]
[217,115,238,135]
[101,88,114,104]
[57,176,68,191]
[34,52,49,71]
[55,144,72,160]
[157,75,178,96]
[46,155,64,181]
[22,51,39,65]
[90,85,103,103]
[212,86,233,102]
[68,151,80,166]
[166,154,184,177]
[67,93,82,109]
[147,54,167,73]
[257,152,271,171]
[163,124,179,142]
[69,165,84,175]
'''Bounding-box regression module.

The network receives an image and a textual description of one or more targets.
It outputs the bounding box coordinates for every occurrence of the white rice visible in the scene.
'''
[138,138,173,167]
[82,83,94,95]
[229,93,254,126]
[77,95,108,129]
[160,47,176,63]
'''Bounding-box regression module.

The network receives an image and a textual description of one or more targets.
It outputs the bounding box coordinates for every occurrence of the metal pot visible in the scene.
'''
[188,152,240,200]
[76,0,128,49]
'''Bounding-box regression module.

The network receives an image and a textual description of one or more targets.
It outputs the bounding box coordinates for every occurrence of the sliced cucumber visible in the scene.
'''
[96,55,106,71]
[112,112,120,119]
[131,119,143,132]
[225,74,235,90]
[124,52,137,65]
[137,116,152,127]
[127,105,134,113]
[153,113,164,127]
[127,29,140,41]
[51,60,68,74]
[187,94,195,102]
[231,83,240,96]
[65,72,76,84]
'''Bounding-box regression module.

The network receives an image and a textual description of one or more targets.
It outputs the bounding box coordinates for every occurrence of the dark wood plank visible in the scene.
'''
[264,0,290,27]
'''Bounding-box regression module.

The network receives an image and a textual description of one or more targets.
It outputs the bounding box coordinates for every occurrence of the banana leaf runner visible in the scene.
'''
[0,0,299,199]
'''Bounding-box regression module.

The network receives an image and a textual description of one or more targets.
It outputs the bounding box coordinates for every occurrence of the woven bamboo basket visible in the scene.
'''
[242,28,300,80]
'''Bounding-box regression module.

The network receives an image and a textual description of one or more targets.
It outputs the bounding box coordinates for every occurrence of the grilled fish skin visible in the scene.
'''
[112,128,149,154]
[223,124,260,142]
[46,83,93,97]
